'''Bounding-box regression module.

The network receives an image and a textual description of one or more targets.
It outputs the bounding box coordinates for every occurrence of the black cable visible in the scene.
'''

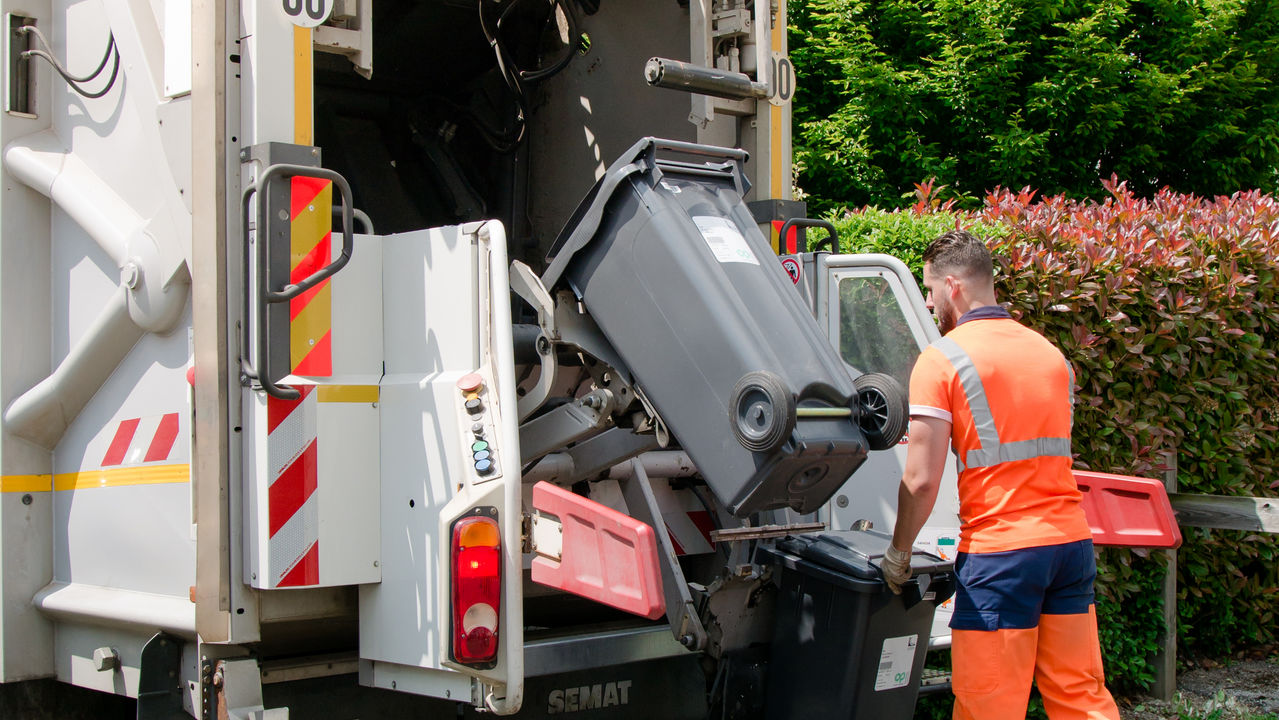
[476,0,586,150]
[19,26,120,99]
[22,25,114,83]
[478,0,528,148]
[516,0,579,82]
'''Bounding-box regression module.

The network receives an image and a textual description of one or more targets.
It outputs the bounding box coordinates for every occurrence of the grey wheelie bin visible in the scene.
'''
[541,137,894,516]
[758,530,955,720]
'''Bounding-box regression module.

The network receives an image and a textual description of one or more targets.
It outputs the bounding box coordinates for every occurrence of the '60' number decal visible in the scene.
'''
[768,52,797,107]
[282,0,332,28]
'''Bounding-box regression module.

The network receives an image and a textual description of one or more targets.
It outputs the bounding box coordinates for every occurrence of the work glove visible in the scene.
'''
[881,545,913,595]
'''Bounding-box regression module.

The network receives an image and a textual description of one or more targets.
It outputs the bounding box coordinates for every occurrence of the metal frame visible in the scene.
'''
[618,460,708,652]
[523,625,689,677]
[192,0,232,644]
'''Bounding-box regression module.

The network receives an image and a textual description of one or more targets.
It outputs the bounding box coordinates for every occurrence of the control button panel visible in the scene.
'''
[456,371,502,483]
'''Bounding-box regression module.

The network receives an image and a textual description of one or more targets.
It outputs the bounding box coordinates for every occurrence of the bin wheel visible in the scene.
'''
[731,371,796,454]
[853,372,908,451]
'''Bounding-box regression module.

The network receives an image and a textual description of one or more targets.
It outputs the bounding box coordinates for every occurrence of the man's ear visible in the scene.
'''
[944,273,960,299]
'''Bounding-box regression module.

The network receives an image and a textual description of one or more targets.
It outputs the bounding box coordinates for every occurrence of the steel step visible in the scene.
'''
[918,667,953,696]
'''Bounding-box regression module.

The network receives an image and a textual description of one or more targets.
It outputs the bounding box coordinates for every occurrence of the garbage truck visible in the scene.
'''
[0,0,1182,718]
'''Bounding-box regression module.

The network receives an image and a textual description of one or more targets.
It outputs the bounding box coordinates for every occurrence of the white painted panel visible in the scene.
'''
[163,0,192,97]
[244,391,270,586]
[362,659,471,701]
[360,375,463,669]
[54,307,195,598]
[329,234,382,376]
[240,0,297,145]
[361,225,489,680]
[316,395,379,584]
[56,624,145,697]
[381,228,479,375]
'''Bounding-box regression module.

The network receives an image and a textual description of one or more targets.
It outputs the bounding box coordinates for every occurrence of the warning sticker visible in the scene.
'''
[781,257,801,284]
[874,634,918,691]
[693,216,759,265]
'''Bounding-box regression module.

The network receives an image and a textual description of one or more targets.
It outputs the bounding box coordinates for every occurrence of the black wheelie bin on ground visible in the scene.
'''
[541,137,897,516]
[759,530,955,720]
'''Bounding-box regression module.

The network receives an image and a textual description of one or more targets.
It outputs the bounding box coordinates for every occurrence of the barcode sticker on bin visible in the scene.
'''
[692,216,760,266]
[874,634,918,691]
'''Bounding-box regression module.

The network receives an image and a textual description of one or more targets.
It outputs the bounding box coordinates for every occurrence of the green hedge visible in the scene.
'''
[830,180,1279,693]
[788,0,1279,214]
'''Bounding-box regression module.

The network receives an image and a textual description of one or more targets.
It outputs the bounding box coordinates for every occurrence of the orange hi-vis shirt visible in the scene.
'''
[909,314,1093,553]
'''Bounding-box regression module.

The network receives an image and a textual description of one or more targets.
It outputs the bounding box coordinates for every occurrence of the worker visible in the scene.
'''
[881,230,1121,720]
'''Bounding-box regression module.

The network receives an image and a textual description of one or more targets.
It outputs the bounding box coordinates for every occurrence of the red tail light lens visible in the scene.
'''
[451,512,501,667]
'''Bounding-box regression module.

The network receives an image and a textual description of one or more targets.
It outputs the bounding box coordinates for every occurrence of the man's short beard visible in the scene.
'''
[936,297,956,334]
[938,313,955,334]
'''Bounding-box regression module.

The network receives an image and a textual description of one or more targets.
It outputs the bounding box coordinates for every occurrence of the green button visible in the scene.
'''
[471,440,489,453]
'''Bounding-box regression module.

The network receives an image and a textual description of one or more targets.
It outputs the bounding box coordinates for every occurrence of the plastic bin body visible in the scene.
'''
[761,530,954,720]
[542,139,868,516]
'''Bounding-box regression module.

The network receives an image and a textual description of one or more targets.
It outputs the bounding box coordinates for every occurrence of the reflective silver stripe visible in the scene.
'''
[934,338,1000,451]
[963,437,1073,470]
[935,337,1073,472]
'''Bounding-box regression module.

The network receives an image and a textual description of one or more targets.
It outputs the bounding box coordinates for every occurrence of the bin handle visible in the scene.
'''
[642,137,750,196]
[646,137,749,162]
[542,137,753,290]
[540,160,646,290]
[901,576,925,609]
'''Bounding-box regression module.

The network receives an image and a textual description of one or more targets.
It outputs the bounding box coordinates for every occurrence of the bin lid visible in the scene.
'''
[776,530,952,580]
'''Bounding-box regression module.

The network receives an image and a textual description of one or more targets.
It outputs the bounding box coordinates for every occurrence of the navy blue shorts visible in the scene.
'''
[950,539,1096,631]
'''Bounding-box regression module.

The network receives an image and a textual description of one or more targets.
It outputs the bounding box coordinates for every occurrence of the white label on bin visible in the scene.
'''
[874,634,918,691]
[693,216,759,265]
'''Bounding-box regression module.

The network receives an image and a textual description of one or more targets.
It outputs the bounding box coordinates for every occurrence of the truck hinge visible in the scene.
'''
[520,512,534,554]
[137,632,187,720]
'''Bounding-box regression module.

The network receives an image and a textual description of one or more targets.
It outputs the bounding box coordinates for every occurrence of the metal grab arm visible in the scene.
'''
[241,163,355,400]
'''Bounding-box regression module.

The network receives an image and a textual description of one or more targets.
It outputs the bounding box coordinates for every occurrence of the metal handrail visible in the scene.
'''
[241,164,355,400]
[778,217,838,254]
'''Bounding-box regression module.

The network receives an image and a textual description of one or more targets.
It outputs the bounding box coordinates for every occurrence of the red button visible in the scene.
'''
[457,372,484,393]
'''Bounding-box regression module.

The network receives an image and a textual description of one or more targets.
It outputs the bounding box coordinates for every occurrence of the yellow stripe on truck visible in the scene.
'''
[293,26,313,145]
[290,182,332,271]
[1,475,52,493]
[290,281,333,370]
[3,466,190,492]
[53,464,190,491]
[318,385,380,403]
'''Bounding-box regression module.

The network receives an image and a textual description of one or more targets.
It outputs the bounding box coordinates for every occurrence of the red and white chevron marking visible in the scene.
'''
[664,510,717,556]
[266,387,320,587]
[101,413,180,467]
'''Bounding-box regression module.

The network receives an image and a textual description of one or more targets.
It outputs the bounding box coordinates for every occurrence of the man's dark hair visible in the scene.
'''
[922,230,993,281]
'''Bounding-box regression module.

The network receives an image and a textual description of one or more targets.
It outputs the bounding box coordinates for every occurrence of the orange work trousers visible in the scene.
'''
[951,606,1120,720]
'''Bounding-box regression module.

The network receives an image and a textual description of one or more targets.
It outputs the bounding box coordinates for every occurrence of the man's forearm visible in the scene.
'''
[889,415,951,552]
[892,477,939,552]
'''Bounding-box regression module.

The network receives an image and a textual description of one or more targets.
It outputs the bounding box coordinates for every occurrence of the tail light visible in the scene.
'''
[451,510,501,667]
